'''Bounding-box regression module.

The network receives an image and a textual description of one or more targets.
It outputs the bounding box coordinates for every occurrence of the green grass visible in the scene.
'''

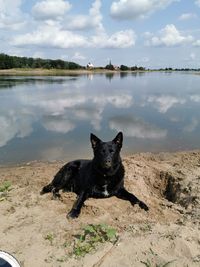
[44,233,54,246]
[0,181,12,201]
[0,181,12,192]
[72,223,117,257]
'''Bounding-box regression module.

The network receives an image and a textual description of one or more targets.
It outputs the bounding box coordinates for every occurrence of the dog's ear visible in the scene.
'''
[90,133,102,149]
[112,132,123,148]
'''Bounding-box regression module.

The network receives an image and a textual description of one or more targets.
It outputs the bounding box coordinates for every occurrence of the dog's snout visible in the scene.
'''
[104,158,112,168]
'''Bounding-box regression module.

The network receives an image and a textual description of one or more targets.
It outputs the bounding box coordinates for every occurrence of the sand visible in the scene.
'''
[0,151,199,267]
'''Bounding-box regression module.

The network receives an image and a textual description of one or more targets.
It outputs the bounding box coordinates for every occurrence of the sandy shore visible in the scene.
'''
[0,151,200,267]
[0,68,118,76]
[0,69,199,76]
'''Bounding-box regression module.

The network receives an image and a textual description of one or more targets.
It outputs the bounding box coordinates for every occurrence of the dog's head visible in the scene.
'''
[90,132,123,171]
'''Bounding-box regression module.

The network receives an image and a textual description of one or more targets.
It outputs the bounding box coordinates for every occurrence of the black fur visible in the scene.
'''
[40,132,149,218]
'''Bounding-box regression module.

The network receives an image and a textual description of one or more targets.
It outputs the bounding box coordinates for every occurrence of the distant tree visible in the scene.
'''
[105,63,115,70]
[138,66,145,71]
[68,62,82,69]
[105,59,115,70]
[120,65,129,71]
[131,65,138,71]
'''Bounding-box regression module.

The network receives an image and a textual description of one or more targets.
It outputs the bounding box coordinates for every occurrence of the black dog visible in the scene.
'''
[40,132,149,218]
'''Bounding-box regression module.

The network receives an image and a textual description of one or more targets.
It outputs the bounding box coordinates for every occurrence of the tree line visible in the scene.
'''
[0,53,84,70]
[1,53,199,72]
[105,62,145,71]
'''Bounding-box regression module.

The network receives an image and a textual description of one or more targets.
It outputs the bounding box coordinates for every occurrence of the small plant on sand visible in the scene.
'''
[0,181,12,192]
[44,233,54,245]
[73,223,117,257]
[0,181,12,201]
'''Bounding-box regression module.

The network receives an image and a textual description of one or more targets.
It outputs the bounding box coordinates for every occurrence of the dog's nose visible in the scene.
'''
[104,159,112,168]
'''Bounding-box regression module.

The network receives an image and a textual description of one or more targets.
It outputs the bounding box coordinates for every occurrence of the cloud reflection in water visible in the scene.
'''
[109,115,167,139]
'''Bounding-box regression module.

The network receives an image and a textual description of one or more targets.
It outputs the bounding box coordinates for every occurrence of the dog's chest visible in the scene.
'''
[102,184,109,196]
[92,183,110,197]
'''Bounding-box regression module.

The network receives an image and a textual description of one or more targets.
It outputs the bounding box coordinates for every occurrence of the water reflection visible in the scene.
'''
[190,94,200,102]
[119,72,128,78]
[183,118,199,133]
[146,94,186,113]
[109,115,167,139]
[0,76,133,149]
[0,76,77,89]
[105,72,114,81]
[0,72,200,164]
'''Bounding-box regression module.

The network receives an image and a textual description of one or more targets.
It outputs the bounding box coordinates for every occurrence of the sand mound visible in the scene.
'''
[0,151,199,266]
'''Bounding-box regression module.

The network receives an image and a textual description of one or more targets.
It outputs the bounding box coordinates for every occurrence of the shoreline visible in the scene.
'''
[0,68,199,76]
[1,148,200,168]
[0,68,126,76]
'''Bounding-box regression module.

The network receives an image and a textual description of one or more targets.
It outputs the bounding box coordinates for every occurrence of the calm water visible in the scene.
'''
[0,72,200,165]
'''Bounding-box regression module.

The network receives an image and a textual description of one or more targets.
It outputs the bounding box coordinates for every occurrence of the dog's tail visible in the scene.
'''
[40,183,54,195]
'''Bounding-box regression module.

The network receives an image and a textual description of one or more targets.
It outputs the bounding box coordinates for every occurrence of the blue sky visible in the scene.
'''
[0,0,200,68]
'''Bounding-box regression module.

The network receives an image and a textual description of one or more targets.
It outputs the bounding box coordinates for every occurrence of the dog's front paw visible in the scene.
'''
[139,201,149,211]
[67,209,80,219]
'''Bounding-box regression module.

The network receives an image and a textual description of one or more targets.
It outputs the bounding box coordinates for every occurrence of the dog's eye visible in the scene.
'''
[109,149,114,153]
[102,149,106,153]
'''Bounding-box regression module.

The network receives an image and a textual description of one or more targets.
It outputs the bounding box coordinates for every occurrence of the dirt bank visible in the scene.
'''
[0,151,199,267]
[0,68,117,76]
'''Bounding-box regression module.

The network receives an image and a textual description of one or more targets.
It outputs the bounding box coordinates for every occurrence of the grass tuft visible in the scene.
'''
[72,223,117,257]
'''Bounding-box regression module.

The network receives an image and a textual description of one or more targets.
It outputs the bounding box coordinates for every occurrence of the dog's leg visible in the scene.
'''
[116,188,149,211]
[40,183,54,195]
[40,183,62,200]
[40,163,75,197]
[67,191,87,219]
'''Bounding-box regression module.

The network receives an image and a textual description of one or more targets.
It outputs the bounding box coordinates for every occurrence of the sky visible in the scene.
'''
[0,0,200,68]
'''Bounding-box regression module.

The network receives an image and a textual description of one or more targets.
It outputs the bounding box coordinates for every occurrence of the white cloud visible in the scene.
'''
[109,115,167,139]
[12,23,136,49]
[0,0,26,30]
[106,30,136,48]
[72,52,86,61]
[178,13,197,21]
[32,0,71,20]
[110,0,178,20]
[65,0,103,31]
[91,29,136,48]
[193,40,200,46]
[146,24,193,47]
[10,0,136,50]
[147,95,186,113]
[64,0,136,48]
[12,24,88,49]
[195,0,200,7]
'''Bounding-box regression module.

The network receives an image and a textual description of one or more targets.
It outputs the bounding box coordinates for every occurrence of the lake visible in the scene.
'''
[0,72,200,165]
